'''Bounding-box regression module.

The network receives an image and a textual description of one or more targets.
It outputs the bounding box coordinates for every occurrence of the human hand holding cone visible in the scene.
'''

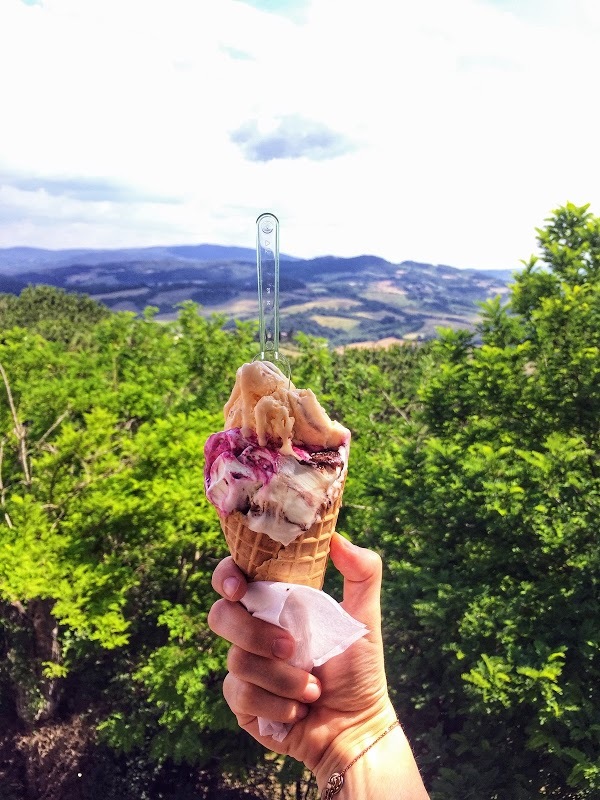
[204,216,362,743]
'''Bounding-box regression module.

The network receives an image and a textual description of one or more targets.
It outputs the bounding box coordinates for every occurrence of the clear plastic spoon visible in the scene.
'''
[254,212,291,378]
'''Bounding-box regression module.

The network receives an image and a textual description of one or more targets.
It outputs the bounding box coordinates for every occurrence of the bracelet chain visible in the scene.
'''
[321,719,400,799]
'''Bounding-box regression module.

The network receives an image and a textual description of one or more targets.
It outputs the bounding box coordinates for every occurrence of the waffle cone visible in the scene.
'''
[221,484,345,590]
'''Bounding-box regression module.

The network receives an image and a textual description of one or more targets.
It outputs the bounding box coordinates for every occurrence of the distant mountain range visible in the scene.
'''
[0,245,517,348]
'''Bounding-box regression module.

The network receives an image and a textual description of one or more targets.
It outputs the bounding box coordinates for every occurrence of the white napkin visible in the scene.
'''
[241,581,368,741]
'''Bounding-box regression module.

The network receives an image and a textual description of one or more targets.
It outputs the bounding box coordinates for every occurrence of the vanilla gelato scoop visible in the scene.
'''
[224,361,349,455]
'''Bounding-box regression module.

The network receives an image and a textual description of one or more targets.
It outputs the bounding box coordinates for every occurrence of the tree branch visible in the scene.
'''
[11,599,26,616]
[0,362,31,486]
[381,390,410,422]
[36,409,70,447]
[0,438,14,528]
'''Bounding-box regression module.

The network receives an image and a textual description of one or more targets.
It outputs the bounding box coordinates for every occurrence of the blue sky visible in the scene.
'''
[1,0,599,270]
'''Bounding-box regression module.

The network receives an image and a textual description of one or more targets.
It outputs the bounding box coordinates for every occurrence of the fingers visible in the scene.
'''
[209,559,322,727]
[227,646,321,703]
[223,646,321,726]
[330,532,382,584]
[212,556,248,602]
[329,532,382,627]
[208,597,296,661]
[223,673,310,726]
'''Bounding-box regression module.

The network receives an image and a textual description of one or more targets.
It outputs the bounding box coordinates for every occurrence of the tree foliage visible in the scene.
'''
[0,303,255,755]
[0,285,111,345]
[359,203,600,798]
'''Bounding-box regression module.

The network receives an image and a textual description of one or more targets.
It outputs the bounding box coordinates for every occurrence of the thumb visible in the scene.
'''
[328,532,382,629]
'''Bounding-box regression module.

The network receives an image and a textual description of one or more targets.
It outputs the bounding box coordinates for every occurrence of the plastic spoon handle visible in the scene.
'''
[256,212,280,359]
[254,213,290,378]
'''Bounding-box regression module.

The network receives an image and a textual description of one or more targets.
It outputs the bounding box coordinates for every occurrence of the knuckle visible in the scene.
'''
[207,598,228,634]
[227,644,247,675]
[366,549,383,577]
[222,673,237,708]
[233,679,255,713]
[223,673,254,716]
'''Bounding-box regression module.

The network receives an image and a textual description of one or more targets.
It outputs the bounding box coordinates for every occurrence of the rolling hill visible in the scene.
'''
[0,245,516,347]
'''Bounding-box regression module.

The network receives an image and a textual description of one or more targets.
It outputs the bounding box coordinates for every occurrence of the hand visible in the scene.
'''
[207,532,398,779]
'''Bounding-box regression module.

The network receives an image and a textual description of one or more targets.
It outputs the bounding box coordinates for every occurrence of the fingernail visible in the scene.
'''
[302,677,321,703]
[223,577,241,600]
[296,704,309,720]
[271,637,294,660]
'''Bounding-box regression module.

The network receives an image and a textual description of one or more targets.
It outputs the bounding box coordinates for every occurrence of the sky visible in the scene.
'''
[1,0,599,270]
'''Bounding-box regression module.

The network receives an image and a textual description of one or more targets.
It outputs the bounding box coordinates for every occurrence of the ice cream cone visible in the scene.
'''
[221,485,345,590]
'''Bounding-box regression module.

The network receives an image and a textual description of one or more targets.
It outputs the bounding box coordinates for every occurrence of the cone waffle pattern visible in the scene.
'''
[221,486,345,590]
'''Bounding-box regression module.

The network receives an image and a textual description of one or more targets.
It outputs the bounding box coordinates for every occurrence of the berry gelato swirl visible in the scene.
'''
[204,361,350,545]
[204,428,348,545]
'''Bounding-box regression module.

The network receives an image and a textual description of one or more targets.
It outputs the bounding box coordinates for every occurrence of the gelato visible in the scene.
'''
[204,360,350,587]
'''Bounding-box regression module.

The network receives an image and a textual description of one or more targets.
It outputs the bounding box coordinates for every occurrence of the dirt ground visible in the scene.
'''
[0,716,270,800]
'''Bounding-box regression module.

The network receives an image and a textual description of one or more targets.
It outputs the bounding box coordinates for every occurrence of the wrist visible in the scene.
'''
[313,702,398,792]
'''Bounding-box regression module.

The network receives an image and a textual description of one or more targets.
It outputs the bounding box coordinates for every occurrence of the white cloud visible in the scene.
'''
[0,0,599,269]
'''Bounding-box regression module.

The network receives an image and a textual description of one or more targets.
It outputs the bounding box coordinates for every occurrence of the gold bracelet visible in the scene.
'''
[321,719,400,800]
